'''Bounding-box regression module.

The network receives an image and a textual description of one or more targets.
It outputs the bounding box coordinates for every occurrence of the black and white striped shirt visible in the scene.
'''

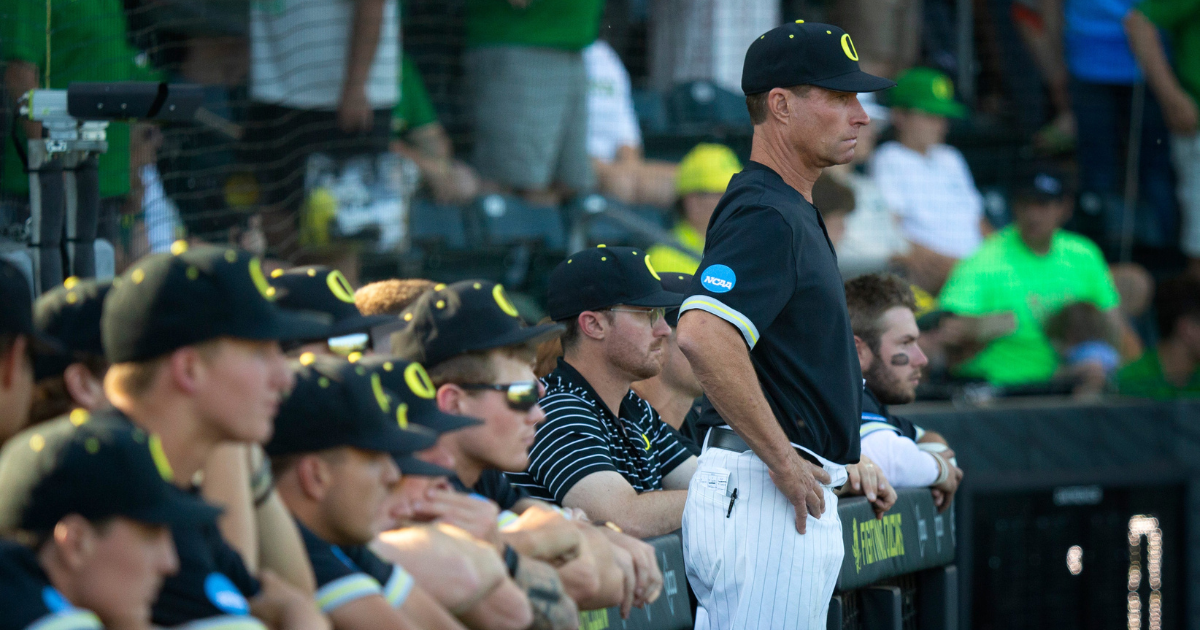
[507,359,694,504]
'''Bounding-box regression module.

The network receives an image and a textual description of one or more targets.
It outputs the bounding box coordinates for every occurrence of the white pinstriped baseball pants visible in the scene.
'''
[683,433,848,630]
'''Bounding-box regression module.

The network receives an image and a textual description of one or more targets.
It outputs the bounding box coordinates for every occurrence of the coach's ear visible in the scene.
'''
[853,335,873,373]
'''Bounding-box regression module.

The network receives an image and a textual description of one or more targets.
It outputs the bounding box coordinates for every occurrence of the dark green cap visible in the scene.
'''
[887,67,966,119]
[0,411,221,533]
[102,243,331,363]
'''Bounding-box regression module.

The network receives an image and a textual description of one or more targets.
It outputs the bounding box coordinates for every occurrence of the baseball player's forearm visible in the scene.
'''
[860,431,940,488]
[562,473,687,539]
[677,310,800,477]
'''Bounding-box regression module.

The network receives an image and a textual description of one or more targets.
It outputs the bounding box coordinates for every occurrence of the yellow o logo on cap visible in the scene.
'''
[326,270,356,304]
[841,34,859,61]
[644,255,662,281]
[493,284,520,318]
[248,257,275,301]
[371,373,391,413]
[932,76,953,100]
[405,362,436,399]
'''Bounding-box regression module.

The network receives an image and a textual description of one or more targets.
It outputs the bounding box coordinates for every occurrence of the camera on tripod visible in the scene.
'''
[15,82,202,295]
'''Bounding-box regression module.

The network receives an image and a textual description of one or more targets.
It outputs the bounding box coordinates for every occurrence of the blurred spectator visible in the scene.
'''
[1,0,160,263]
[1010,0,1077,152]
[1117,275,1200,398]
[509,247,697,538]
[826,0,923,80]
[267,356,466,628]
[631,272,703,454]
[812,175,857,248]
[824,94,912,277]
[872,68,985,293]
[1047,0,1176,248]
[391,58,481,205]
[1045,301,1123,395]
[29,279,112,425]
[0,260,47,443]
[939,167,1126,386]
[844,273,962,513]
[463,0,604,205]
[648,0,778,93]
[585,40,678,206]
[269,265,392,358]
[246,0,400,256]
[1125,2,1200,276]
[647,144,741,274]
[355,278,437,316]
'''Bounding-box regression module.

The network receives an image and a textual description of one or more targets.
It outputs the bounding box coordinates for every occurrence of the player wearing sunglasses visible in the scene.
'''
[390,279,665,621]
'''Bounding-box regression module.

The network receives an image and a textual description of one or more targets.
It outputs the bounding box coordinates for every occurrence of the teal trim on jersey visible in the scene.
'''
[316,573,382,613]
[383,565,415,608]
[25,610,102,630]
[497,509,520,530]
[680,296,760,348]
[860,421,901,437]
[163,616,268,630]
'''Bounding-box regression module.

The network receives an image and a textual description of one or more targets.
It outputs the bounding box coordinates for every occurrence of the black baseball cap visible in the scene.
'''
[33,278,111,381]
[265,355,452,476]
[269,266,394,339]
[545,246,684,322]
[354,355,482,435]
[1012,165,1071,204]
[660,272,693,328]
[0,410,221,533]
[0,260,64,355]
[391,280,564,368]
[102,243,332,363]
[741,22,895,96]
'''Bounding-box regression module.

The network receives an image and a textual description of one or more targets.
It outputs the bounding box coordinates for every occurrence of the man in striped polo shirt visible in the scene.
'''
[508,246,698,538]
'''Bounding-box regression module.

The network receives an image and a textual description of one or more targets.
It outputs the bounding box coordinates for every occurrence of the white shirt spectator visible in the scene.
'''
[870,141,984,259]
[584,41,641,163]
[832,170,911,276]
[251,0,400,110]
[648,0,778,93]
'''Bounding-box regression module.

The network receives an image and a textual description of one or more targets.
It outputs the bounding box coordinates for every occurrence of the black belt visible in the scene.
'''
[707,428,822,467]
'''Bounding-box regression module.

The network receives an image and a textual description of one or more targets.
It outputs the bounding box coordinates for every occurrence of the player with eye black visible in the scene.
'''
[845,273,963,512]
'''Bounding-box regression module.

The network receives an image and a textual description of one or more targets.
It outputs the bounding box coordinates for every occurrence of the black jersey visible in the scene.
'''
[0,540,102,630]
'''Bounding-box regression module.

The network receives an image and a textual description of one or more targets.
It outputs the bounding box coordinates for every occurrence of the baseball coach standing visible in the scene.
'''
[675,22,895,629]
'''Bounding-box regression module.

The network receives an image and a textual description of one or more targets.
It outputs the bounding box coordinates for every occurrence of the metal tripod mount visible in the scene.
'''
[19,82,204,295]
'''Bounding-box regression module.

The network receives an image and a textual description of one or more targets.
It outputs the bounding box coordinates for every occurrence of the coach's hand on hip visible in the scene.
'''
[768,452,832,533]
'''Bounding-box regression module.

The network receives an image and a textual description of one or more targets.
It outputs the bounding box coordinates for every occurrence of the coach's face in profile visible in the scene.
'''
[767,86,871,168]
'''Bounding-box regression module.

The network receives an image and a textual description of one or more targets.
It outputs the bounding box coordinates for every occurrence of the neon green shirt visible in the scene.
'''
[648,222,705,275]
[392,58,439,136]
[1117,349,1200,399]
[1,0,159,198]
[939,226,1120,385]
[465,0,604,50]
[1137,0,1200,107]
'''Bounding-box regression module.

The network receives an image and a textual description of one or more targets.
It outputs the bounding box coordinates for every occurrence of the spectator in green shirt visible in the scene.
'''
[939,167,1126,386]
[463,0,605,205]
[2,0,159,262]
[1117,275,1200,399]
[390,57,480,205]
[1125,0,1200,278]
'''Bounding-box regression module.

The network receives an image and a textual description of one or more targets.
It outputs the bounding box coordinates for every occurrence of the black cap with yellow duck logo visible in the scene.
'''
[269,265,394,339]
[741,21,895,96]
[267,355,451,477]
[354,355,482,435]
[391,280,564,368]
[101,242,332,363]
[546,245,684,322]
[0,409,221,533]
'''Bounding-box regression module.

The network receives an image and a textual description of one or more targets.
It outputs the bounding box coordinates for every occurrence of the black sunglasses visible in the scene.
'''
[459,381,543,411]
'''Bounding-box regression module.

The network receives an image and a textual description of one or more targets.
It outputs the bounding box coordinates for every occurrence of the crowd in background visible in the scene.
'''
[1,1,1199,397]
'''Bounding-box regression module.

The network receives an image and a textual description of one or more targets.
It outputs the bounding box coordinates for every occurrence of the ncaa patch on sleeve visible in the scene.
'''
[701,265,736,293]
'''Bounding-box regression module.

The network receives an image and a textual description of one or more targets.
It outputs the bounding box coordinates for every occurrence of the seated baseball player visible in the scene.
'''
[269,265,395,358]
[29,278,113,425]
[268,355,467,630]
[506,246,698,538]
[845,273,963,512]
[349,355,550,630]
[387,280,665,617]
[0,410,220,630]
